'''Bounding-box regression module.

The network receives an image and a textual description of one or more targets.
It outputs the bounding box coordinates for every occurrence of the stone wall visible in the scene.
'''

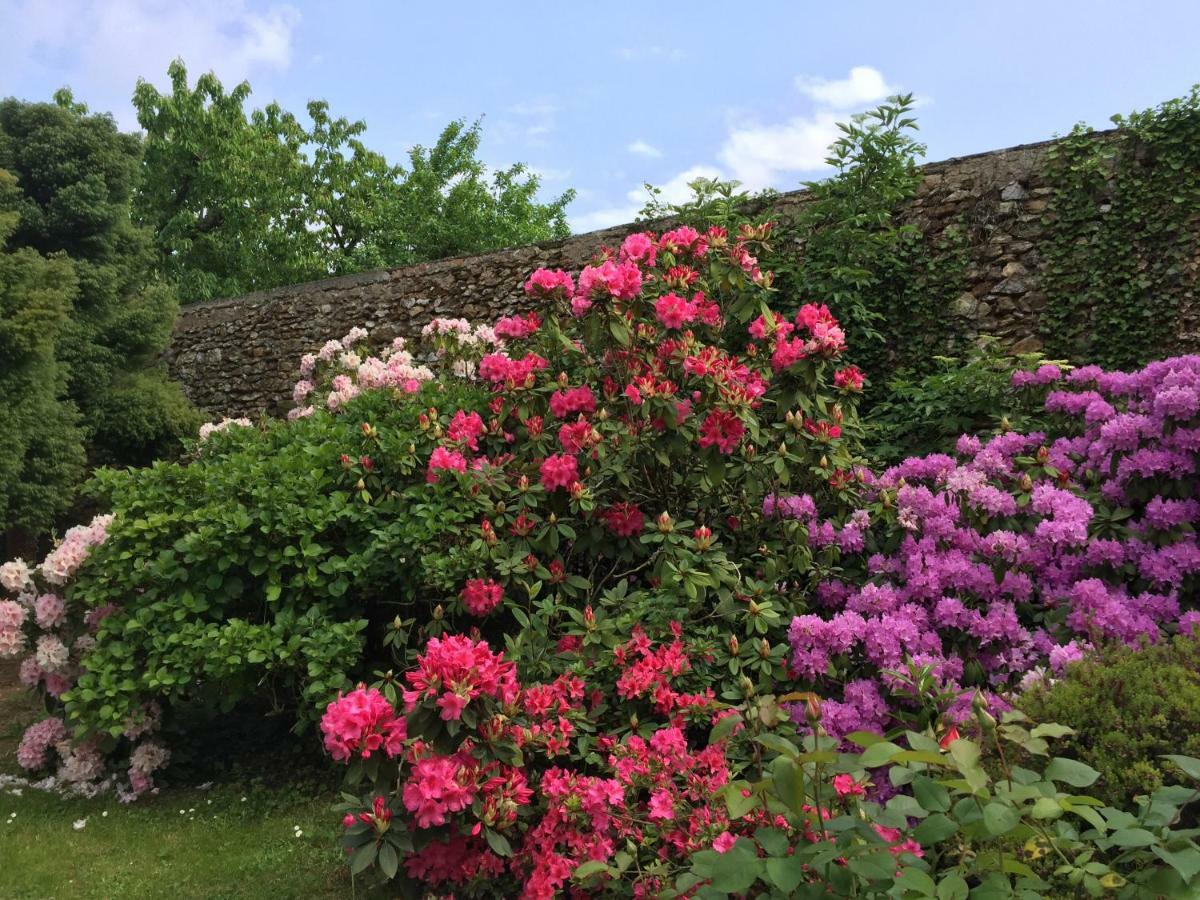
[164,129,1157,419]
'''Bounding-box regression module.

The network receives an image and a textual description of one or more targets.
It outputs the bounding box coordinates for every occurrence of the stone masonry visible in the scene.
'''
[164,129,1193,419]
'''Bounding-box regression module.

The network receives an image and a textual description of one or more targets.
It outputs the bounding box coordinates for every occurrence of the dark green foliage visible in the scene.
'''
[0,167,88,535]
[1039,85,1200,368]
[863,340,1057,465]
[783,96,970,388]
[1020,634,1200,804]
[0,93,197,537]
[134,60,575,303]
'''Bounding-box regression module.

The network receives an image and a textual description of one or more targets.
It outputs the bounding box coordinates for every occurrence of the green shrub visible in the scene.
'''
[863,339,1058,464]
[1020,634,1200,804]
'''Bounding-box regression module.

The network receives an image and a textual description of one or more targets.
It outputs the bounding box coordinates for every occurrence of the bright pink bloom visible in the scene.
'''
[558,420,593,454]
[548,386,596,419]
[403,635,519,719]
[524,268,575,300]
[833,773,865,797]
[698,410,745,455]
[713,832,737,853]
[448,410,486,451]
[494,311,542,339]
[619,232,657,268]
[319,687,407,762]
[461,578,504,616]
[402,754,477,828]
[576,260,643,301]
[602,503,645,537]
[540,454,579,491]
[427,446,468,482]
[834,365,865,391]
[654,293,697,329]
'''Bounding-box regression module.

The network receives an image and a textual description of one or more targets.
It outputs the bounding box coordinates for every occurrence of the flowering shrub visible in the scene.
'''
[0,515,170,800]
[786,355,1199,739]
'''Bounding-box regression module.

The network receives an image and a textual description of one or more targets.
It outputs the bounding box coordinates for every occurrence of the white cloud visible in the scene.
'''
[571,163,721,233]
[575,67,908,232]
[627,139,662,158]
[719,66,903,191]
[795,65,894,109]
[1,0,300,128]
[717,111,841,191]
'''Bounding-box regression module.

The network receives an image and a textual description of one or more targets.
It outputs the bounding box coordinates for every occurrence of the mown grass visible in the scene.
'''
[0,662,371,900]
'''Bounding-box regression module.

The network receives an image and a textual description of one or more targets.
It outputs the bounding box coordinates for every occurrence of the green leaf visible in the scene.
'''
[709,713,743,744]
[377,841,399,880]
[912,774,951,812]
[1044,757,1101,788]
[913,813,958,845]
[858,740,905,769]
[349,841,377,875]
[982,801,1020,836]
[937,873,969,900]
[765,856,806,894]
[895,866,937,896]
[1151,845,1200,883]
[573,860,611,880]
[754,732,800,758]
[1163,755,1200,782]
[1107,827,1159,848]
[1029,797,1064,820]
[484,827,513,857]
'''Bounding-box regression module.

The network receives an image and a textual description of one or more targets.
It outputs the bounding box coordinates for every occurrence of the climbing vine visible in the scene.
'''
[1039,85,1200,369]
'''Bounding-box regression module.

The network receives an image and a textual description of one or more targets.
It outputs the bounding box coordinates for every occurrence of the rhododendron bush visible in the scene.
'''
[786,356,1200,738]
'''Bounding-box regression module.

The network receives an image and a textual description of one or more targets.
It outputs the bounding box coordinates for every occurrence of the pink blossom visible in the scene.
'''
[539,454,579,491]
[461,578,504,616]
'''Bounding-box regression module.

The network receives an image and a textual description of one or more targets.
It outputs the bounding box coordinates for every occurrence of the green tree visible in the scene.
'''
[134,60,575,303]
[0,92,198,543]
[0,168,86,542]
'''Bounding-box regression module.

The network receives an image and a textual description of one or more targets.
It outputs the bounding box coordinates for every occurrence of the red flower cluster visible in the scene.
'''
[461,578,504,616]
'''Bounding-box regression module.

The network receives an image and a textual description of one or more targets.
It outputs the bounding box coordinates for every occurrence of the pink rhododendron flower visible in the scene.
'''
[34,593,66,629]
[403,754,477,828]
[654,292,696,329]
[403,635,519,719]
[427,447,469,483]
[713,831,737,853]
[320,686,406,762]
[448,410,486,451]
[461,578,504,616]
[524,268,575,300]
[576,260,643,301]
[618,232,657,268]
[548,386,596,419]
[539,454,579,491]
[698,410,745,455]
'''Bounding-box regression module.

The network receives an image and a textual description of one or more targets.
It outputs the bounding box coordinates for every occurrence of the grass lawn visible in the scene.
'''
[0,662,367,900]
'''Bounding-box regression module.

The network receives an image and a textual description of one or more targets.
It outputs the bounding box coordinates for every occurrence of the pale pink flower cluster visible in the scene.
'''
[57,739,105,784]
[34,593,66,629]
[0,559,32,593]
[40,514,113,585]
[16,717,67,771]
[198,417,253,441]
[0,626,26,658]
[35,634,69,672]
[122,702,163,741]
[291,326,435,416]
[128,741,170,796]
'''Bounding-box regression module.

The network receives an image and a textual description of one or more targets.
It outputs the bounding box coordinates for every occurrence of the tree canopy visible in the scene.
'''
[133,60,575,303]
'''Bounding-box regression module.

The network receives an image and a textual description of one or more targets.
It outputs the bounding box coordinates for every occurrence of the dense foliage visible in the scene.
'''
[0,94,198,541]
[1040,85,1200,369]
[133,60,575,303]
[1021,634,1200,804]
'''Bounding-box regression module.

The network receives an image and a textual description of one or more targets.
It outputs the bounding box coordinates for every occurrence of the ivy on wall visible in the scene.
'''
[1039,86,1200,369]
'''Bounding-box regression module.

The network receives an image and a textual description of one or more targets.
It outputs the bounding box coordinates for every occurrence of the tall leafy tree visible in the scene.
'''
[134,61,574,302]
[0,168,86,544]
[0,92,197,545]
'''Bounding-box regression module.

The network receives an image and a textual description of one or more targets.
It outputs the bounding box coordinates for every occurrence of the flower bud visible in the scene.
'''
[729,635,740,656]
[656,511,674,534]
[407,443,416,455]
[1019,473,1034,492]
[548,512,558,524]
[393,616,404,631]
[744,445,756,459]
[569,480,585,501]
[432,424,444,439]
[738,675,755,697]
[557,371,569,387]
[758,638,771,659]
[1000,416,1012,433]
[583,605,596,628]
[355,478,366,491]
[597,407,610,421]
[778,442,788,456]
[340,453,352,469]
[517,474,530,493]
[693,525,712,551]
[433,604,444,620]
[1036,445,1049,463]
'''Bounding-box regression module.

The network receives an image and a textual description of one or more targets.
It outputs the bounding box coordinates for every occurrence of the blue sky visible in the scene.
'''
[3,0,1199,232]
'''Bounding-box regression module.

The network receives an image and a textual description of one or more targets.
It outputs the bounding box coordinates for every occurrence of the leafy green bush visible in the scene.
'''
[863,339,1058,464]
[1020,634,1200,805]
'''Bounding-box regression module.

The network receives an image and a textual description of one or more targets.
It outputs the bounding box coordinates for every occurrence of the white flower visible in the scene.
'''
[73,818,87,830]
